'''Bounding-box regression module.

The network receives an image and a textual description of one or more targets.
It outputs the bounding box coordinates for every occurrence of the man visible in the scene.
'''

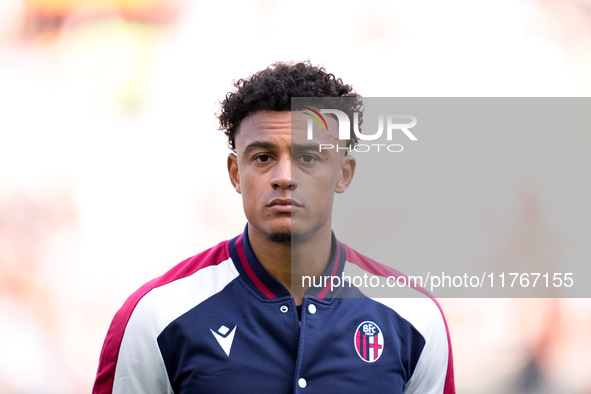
[93,61,455,393]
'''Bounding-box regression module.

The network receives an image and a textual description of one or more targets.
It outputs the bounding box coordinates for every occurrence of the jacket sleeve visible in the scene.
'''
[400,297,455,394]
[93,242,234,393]
[92,286,174,394]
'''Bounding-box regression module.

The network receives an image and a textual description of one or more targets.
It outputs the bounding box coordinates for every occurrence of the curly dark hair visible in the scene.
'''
[218,61,362,152]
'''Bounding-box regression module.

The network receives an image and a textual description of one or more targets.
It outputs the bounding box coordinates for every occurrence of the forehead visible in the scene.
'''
[235,110,340,150]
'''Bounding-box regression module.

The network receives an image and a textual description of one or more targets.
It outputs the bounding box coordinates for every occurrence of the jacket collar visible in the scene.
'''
[228,224,346,301]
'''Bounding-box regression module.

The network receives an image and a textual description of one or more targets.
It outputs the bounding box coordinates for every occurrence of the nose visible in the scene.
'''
[271,156,296,190]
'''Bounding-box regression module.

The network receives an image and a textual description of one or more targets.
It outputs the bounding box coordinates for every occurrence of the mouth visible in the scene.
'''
[268,198,301,213]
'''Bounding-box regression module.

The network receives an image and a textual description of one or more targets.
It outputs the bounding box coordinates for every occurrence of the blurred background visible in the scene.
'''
[0,0,591,392]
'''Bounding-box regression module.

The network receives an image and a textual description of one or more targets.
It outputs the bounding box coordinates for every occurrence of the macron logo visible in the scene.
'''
[210,325,237,357]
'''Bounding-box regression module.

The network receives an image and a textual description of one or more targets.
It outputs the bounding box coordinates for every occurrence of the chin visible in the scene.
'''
[267,232,292,244]
[266,229,312,245]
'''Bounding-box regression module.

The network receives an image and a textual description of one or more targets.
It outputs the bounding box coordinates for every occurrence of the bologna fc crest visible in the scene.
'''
[354,321,384,363]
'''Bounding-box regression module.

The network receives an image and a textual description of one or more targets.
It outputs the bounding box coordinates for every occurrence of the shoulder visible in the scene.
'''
[341,242,456,394]
[117,239,236,326]
[93,239,239,394]
[341,242,444,313]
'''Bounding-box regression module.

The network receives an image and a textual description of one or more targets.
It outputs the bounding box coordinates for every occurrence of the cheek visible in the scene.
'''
[308,180,336,208]
[239,175,265,204]
[308,169,339,192]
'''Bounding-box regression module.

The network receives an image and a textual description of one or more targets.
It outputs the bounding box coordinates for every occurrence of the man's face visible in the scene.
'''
[227,110,355,243]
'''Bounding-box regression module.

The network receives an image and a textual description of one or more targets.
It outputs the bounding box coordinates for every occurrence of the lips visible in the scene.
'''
[268,198,301,212]
[269,198,300,207]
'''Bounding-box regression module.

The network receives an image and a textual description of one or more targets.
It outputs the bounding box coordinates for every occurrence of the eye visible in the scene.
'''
[298,154,318,163]
[254,154,272,163]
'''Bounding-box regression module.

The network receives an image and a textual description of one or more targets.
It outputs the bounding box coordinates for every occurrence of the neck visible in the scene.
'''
[247,223,333,305]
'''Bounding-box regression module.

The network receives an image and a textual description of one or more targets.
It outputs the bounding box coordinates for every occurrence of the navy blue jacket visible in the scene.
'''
[93,226,455,393]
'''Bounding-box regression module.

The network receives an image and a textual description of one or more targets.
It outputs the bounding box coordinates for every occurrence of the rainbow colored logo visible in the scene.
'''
[303,107,329,131]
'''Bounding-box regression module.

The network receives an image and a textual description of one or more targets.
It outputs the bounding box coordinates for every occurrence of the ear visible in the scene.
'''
[227,153,241,194]
[335,155,356,193]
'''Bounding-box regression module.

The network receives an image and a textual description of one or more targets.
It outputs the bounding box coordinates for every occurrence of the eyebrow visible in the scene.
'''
[243,141,326,154]
[292,143,323,152]
[243,141,278,153]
